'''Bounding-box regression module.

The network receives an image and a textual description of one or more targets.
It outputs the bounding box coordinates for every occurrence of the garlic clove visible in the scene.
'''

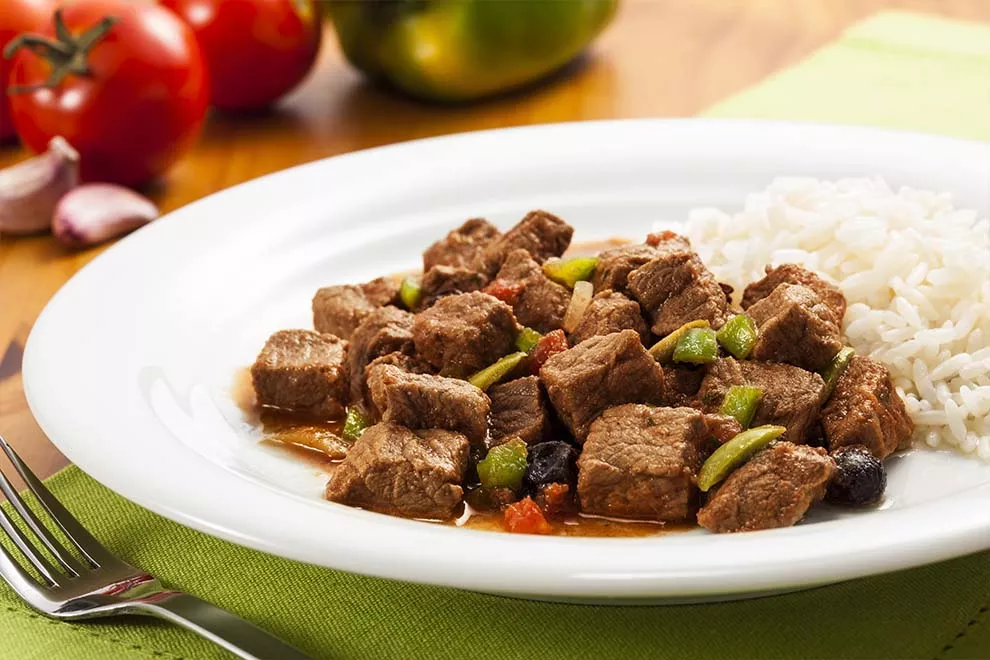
[53,183,159,249]
[0,137,80,235]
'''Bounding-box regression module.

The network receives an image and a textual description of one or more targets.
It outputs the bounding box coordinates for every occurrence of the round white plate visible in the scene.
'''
[23,120,990,603]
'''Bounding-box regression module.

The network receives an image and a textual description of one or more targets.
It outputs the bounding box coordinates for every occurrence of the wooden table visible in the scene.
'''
[1,0,987,484]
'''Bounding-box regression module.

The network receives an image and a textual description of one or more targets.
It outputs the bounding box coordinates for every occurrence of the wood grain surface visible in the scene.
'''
[1,0,987,484]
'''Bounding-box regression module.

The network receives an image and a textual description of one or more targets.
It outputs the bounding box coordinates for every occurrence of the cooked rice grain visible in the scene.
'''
[675,177,989,460]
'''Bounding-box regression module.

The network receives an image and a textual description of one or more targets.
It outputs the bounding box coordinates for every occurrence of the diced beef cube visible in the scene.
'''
[488,376,550,446]
[696,358,827,443]
[325,422,469,520]
[746,283,842,372]
[419,266,487,309]
[577,405,707,521]
[645,230,693,252]
[540,330,665,442]
[251,330,349,418]
[697,442,835,533]
[742,264,847,324]
[475,210,573,277]
[412,292,519,378]
[312,277,400,340]
[627,251,729,337]
[703,414,744,444]
[423,218,501,271]
[821,356,913,459]
[367,364,490,445]
[661,364,706,407]
[346,306,416,402]
[569,291,650,345]
[493,249,570,333]
[592,244,658,293]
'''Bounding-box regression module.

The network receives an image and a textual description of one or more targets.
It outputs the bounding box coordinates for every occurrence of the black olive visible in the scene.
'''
[826,445,886,506]
[523,441,577,492]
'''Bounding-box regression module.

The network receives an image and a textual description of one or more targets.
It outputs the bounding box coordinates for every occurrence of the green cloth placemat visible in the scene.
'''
[3,10,990,660]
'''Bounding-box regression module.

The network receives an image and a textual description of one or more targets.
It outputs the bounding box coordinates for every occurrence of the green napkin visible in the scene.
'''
[3,10,990,660]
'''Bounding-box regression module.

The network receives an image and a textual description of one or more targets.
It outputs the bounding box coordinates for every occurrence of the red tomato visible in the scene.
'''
[161,0,321,112]
[503,497,552,535]
[0,0,53,142]
[7,2,209,186]
[483,278,525,306]
[531,329,569,375]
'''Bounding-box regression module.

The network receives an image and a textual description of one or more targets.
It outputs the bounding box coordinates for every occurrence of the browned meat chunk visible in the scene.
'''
[540,330,665,442]
[346,306,416,402]
[251,330,348,418]
[696,358,827,443]
[821,356,913,459]
[747,283,842,372]
[325,422,469,520]
[627,251,729,337]
[592,244,658,293]
[475,210,573,277]
[577,405,707,521]
[661,364,706,407]
[743,264,847,324]
[367,364,490,445]
[419,266,486,309]
[569,291,650,345]
[646,230,694,252]
[413,292,519,378]
[703,414,744,444]
[423,218,501,271]
[488,376,550,446]
[697,442,835,533]
[312,277,400,340]
[493,249,570,333]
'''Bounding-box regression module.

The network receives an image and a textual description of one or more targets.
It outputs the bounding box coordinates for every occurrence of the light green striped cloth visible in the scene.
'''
[2,11,989,660]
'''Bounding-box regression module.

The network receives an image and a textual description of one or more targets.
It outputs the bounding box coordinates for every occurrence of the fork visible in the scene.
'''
[0,435,311,660]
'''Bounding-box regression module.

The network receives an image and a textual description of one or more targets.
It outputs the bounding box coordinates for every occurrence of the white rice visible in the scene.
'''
[674,177,990,460]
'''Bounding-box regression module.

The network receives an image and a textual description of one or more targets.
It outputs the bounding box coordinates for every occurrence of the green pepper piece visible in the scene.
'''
[477,438,528,491]
[716,314,758,359]
[399,276,422,310]
[342,406,371,443]
[821,347,856,399]
[672,327,719,365]
[698,425,787,492]
[515,327,542,354]
[719,385,764,429]
[468,352,527,391]
[327,1,618,102]
[542,256,599,288]
[648,320,711,362]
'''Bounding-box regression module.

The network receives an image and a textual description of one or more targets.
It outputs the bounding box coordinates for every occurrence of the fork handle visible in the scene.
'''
[129,592,312,660]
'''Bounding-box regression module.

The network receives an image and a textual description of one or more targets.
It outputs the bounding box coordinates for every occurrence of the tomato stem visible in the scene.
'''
[4,10,118,94]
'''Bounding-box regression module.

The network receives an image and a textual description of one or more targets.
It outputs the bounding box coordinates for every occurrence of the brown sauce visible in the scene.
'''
[235,236,697,538]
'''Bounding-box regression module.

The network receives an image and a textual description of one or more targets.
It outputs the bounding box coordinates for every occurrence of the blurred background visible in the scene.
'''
[0,0,988,479]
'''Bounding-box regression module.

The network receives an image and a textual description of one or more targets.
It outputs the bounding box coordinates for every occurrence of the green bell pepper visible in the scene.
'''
[326,0,619,102]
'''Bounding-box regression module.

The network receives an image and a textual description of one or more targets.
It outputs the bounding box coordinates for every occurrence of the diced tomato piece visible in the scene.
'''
[484,279,524,306]
[503,497,552,535]
[534,483,574,520]
[530,329,569,375]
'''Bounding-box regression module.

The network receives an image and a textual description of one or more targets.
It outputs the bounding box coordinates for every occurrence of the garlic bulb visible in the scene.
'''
[53,184,159,248]
[0,137,80,235]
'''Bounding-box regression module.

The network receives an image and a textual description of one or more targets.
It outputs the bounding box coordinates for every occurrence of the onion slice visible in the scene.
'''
[563,280,594,332]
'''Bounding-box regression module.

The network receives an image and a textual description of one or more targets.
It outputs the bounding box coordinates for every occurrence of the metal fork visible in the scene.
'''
[0,435,311,660]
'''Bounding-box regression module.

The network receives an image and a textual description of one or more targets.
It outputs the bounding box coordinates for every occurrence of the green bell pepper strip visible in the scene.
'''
[543,257,599,289]
[326,0,618,102]
[697,425,786,492]
[515,327,543,354]
[342,406,371,442]
[821,347,856,399]
[477,438,528,491]
[672,327,719,365]
[719,385,763,429]
[716,314,758,359]
[468,351,527,391]
[399,276,423,310]
[648,320,710,363]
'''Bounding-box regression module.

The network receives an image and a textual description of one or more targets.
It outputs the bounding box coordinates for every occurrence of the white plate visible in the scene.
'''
[23,120,990,604]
